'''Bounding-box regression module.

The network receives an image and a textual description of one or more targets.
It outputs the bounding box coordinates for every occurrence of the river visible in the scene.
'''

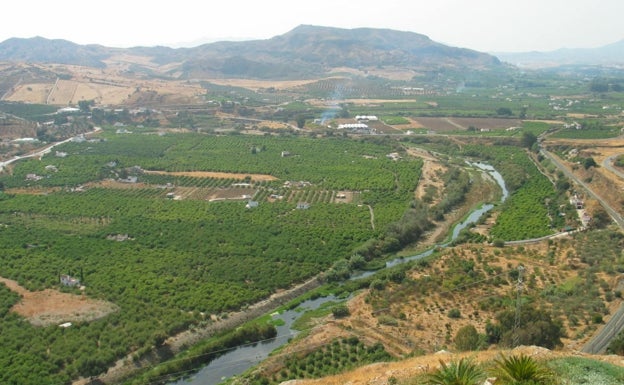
[171,295,336,385]
[171,161,508,385]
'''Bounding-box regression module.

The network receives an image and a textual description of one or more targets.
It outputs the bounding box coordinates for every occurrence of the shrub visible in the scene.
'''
[492,239,505,247]
[332,305,350,318]
[426,358,484,385]
[490,354,556,385]
[447,308,461,319]
[454,325,483,352]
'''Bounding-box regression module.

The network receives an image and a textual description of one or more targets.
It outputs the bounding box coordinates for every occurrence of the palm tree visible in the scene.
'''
[426,358,485,385]
[491,354,556,385]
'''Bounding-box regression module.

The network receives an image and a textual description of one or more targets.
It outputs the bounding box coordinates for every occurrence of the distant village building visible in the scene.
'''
[118,176,138,183]
[564,121,582,130]
[570,194,584,209]
[56,107,80,114]
[283,180,312,188]
[12,137,38,144]
[338,123,369,130]
[25,173,43,181]
[60,274,80,287]
[354,115,378,122]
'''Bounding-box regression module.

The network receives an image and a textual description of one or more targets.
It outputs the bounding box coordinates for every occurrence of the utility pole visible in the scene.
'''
[512,265,525,347]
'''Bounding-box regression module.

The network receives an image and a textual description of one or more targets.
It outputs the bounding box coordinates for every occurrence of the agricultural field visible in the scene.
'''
[1,61,205,106]
[0,129,430,383]
[412,117,522,132]
[0,60,622,385]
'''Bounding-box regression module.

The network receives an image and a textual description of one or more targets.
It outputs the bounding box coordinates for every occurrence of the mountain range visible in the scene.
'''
[0,25,501,79]
[1,25,621,81]
[494,39,624,68]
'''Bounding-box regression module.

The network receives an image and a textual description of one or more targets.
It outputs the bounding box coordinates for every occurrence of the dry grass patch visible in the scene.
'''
[282,345,624,385]
[143,170,277,181]
[4,83,52,104]
[204,78,318,91]
[413,117,522,131]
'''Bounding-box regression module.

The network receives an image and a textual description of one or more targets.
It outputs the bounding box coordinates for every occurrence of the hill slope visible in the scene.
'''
[279,346,624,385]
[0,36,110,68]
[0,25,502,79]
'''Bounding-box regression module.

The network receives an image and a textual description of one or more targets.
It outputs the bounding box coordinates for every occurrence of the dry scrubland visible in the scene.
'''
[280,346,624,385]
[254,237,624,384]
[545,137,624,218]
[2,58,205,106]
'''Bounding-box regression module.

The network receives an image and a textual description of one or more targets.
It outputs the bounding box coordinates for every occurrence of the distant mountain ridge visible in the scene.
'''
[495,39,624,68]
[0,25,501,79]
[0,36,111,68]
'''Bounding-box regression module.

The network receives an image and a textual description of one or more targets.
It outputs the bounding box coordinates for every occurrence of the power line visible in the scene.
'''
[512,265,525,348]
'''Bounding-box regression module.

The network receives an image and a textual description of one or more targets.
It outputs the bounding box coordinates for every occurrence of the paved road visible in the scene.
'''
[0,127,101,171]
[540,147,624,354]
[583,303,624,354]
[603,154,624,180]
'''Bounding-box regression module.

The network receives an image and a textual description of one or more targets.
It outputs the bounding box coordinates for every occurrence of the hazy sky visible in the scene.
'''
[3,0,623,52]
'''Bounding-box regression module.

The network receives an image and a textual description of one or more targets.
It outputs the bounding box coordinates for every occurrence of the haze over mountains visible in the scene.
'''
[0,25,621,81]
[495,39,624,68]
[0,25,502,79]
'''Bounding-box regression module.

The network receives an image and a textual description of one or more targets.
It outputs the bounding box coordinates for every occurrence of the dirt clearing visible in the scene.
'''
[413,117,522,132]
[1,277,118,326]
[143,170,278,181]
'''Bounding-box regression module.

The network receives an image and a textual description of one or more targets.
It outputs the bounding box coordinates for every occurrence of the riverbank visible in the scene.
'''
[75,277,322,385]
[78,160,509,385]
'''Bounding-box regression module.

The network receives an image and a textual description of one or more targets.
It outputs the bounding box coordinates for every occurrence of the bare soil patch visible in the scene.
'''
[307,98,418,107]
[410,148,445,203]
[0,277,118,326]
[88,180,257,201]
[413,117,522,132]
[205,187,257,201]
[143,170,277,181]
[327,67,418,81]
[204,78,318,91]
[333,191,355,204]
[3,83,52,104]
[3,62,205,106]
